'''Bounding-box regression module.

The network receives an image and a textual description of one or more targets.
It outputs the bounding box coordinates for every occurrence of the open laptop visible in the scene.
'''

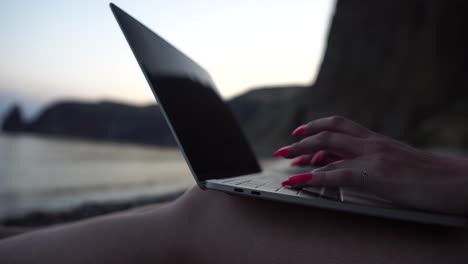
[110,3,466,227]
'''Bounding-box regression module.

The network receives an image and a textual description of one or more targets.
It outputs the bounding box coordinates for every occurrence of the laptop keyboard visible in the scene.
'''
[220,173,341,201]
[217,172,395,207]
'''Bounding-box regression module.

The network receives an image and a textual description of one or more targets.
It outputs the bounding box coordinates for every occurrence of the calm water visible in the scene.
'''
[0,134,195,219]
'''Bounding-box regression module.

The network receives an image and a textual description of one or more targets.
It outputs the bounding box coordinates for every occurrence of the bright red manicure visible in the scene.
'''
[292,125,307,137]
[282,173,313,187]
[291,156,305,166]
[311,151,324,165]
[273,146,291,158]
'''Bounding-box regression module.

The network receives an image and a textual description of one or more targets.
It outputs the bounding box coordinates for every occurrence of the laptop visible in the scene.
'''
[110,3,466,227]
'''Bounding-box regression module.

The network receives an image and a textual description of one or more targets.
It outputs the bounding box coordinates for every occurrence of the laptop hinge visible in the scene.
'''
[198,181,208,190]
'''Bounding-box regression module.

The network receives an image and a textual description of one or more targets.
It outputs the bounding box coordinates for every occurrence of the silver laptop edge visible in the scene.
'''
[205,180,467,227]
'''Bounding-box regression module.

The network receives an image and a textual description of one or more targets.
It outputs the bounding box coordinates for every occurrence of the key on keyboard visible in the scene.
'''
[321,188,341,201]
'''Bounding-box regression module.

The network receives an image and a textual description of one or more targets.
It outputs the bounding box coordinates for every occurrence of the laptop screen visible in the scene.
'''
[111,4,262,182]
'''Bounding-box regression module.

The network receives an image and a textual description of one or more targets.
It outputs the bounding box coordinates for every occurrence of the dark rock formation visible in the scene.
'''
[25,101,176,146]
[231,86,307,154]
[256,0,468,152]
[304,0,468,146]
[1,104,26,132]
[230,86,306,128]
[1,191,185,227]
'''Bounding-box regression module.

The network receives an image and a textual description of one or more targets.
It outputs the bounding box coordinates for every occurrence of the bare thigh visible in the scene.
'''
[0,202,169,240]
[1,187,467,264]
[173,187,468,264]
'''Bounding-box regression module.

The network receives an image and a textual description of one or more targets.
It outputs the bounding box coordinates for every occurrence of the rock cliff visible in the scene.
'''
[254,0,468,153]
[1,105,26,132]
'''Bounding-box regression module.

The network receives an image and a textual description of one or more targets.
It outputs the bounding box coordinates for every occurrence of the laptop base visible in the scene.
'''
[205,173,467,227]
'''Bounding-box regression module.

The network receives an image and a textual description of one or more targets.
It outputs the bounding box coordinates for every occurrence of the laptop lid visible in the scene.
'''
[110,3,262,187]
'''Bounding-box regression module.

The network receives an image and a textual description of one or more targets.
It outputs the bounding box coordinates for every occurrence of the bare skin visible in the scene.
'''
[1,116,468,263]
[1,187,468,263]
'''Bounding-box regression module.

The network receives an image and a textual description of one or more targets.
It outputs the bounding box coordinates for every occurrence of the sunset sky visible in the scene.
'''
[0,0,335,118]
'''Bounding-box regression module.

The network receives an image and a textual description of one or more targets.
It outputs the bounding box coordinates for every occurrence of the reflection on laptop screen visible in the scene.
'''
[112,5,261,182]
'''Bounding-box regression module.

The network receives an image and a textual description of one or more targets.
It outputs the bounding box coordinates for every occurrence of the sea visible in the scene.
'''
[0,133,196,220]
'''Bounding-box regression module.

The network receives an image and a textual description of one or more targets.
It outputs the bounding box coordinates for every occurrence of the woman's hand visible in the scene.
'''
[274,116,468,215]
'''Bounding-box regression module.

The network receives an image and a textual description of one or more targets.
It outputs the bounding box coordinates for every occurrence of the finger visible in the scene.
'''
[284,131,366,159]
[322,154,342,165]
[282,170,361,188]
[291,151,341,167]
[311,159,356,172]
[311,150,326,165]
[290,155,313,166]
[310,150,342,166]
[293,116,372,138]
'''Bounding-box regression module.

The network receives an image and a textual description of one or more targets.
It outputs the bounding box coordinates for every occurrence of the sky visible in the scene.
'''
[0,0,335,119]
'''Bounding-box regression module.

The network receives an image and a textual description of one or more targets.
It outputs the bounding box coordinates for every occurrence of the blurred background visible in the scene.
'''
[2,0,468,226]
[0,0,333,224]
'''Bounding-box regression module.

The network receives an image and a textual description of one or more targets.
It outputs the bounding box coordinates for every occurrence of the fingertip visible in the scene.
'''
[310,151,324,165]
[281,173,313,187]
[292,125,307,137]
[273,146,291,158]
[290,156,304,166]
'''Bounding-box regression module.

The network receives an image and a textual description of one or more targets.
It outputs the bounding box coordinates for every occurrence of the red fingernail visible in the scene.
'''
[290,156,304,166]
[282,173,313,186]
[292,125,307,137]
[273,146,291,158]
[311,151,324,165]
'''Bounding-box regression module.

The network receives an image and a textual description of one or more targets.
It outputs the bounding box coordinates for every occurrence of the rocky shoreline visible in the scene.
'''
[1,190,185,227]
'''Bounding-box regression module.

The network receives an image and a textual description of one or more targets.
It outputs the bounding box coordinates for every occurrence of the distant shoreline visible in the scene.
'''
[1,87,306,157]
[0,132,179,151]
